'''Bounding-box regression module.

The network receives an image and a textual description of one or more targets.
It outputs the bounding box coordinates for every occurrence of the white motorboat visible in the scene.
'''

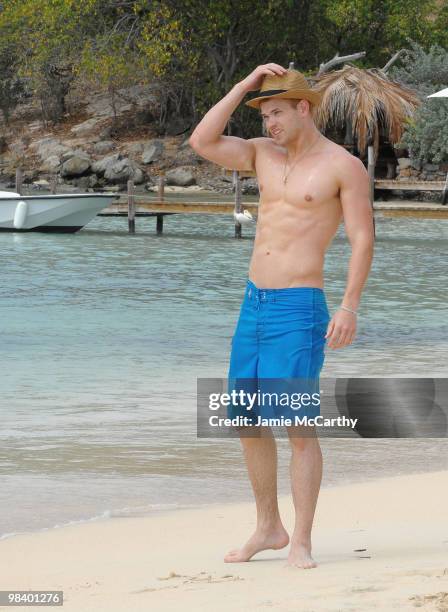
[0,190,117,232]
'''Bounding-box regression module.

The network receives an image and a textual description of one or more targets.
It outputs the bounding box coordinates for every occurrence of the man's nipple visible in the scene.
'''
[305,194,313,201]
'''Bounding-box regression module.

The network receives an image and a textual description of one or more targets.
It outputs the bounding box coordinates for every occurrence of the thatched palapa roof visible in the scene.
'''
[312,65,421,156]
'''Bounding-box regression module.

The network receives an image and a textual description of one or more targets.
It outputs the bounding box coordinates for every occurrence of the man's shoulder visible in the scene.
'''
[326,142,367,178]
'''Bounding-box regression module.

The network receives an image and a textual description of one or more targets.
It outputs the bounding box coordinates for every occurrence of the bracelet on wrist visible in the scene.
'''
[339,305,358,316]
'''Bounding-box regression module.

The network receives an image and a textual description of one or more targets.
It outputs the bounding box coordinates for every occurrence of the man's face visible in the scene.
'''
[259,98,302,144]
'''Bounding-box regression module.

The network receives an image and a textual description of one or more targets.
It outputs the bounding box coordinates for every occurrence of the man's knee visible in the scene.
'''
[287,426,319,452]
[238,425,275,443]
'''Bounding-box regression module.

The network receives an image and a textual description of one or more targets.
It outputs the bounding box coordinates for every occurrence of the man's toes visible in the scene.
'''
[224,549,247,563]
[286,559,317,569]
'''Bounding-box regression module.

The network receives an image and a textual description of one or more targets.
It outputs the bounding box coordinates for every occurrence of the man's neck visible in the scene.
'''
[285,126,322,160]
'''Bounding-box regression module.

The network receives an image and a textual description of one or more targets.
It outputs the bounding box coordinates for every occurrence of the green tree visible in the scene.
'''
[390,41,448,164]
[0,0,446,138]
[0,44,26,124]
[0,0,107,122]
[322,0,441,66]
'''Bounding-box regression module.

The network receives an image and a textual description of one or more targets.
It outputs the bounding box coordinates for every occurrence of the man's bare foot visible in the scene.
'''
[287,540,317,569]
[224,524,289,563]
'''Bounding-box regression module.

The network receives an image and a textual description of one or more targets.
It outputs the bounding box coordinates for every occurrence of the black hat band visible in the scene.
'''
[253,89,288,98]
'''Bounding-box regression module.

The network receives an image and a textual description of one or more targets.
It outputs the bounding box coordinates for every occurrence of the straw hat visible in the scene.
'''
[245,69,322,109]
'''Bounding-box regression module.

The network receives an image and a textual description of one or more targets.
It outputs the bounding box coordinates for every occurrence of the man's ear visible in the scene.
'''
[298,99,311,114]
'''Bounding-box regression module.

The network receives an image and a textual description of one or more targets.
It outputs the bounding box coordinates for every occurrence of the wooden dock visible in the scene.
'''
[12,164,448,234]
[96,168,448,234]
[98,167,448,232]
[99,198,448,220]
[374,179,446,192]
[100,199,258,216]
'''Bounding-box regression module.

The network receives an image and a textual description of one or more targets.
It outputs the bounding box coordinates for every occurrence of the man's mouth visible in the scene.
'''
[271,130,282,137]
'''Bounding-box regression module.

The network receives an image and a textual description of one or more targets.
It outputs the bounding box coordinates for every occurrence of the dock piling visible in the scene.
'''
[15,168,23,195]
[233,170,242,238]
[50,173,57,194]
[442,171,448,205]
[127,179,135,233]
[157,175,165,234]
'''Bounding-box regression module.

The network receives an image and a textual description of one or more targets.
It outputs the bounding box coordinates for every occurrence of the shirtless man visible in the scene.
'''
[189,64,374,568]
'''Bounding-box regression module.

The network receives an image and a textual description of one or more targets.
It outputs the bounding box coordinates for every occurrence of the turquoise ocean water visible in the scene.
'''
[1,207,448,537]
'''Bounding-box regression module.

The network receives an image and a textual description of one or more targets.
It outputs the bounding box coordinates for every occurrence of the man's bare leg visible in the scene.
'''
[224,427,289,562]
[286,426,322,569]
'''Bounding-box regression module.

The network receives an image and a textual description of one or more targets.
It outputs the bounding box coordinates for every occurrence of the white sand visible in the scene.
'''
[1,471,447,611]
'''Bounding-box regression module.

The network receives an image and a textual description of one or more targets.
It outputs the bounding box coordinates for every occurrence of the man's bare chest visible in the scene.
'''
[255,149,340,210]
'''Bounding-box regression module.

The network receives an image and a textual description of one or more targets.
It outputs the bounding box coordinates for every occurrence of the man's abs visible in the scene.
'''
[248,211,332,289]
[248,140,344,289]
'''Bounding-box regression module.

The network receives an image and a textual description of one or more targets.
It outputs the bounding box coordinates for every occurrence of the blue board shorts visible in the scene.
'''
[227,279,331,423]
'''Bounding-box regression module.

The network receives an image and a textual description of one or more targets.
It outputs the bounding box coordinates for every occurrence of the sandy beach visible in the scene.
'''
[1,470,447,611]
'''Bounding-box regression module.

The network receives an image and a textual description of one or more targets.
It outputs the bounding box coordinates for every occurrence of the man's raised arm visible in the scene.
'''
[189,64,287,171]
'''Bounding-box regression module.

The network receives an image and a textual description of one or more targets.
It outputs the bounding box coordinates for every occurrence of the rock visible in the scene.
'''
[103,184,120,192]
[61,154,91,178]
[60,150,78,163]
[397,158,412,169]
[423,163,439,172]
[91,153,121,177]
[411,159,422,171]
[179,137,191,150]
[39,155,61,172]
[70,117,102,137]
[103,157,144,184]
[72,176,91,190]
[23,169,40,183]
[8,142,26,158]
[164,117,190,136]
[85,85,157,118]
[98,126,113,140]
[0,136,8,154]
[33,179,50,188]
[399,168,412,177]
[93,140,115,155]
[144,180,156,191]
[440,163,448,173]
[241,178,259,195]
[88,175,103,189]
[175,144,202,166]
[165,167,196,186]
[132,167,144,184]
[32,137,71,160]
[142,140,164,164]
[54,183,80,194]
[128,142,145,154]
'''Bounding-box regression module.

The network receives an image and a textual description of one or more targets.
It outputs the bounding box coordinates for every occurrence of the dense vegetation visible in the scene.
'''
[391,42,448,163]
[0,0,447,160]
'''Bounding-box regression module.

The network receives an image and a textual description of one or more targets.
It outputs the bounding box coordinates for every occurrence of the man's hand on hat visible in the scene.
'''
[240,64,287,93]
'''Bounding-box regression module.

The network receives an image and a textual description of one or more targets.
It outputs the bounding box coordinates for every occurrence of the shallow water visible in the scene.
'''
[1,211,447,537]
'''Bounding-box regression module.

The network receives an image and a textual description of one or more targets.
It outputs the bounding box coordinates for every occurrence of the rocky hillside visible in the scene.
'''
[0,86,258,196]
